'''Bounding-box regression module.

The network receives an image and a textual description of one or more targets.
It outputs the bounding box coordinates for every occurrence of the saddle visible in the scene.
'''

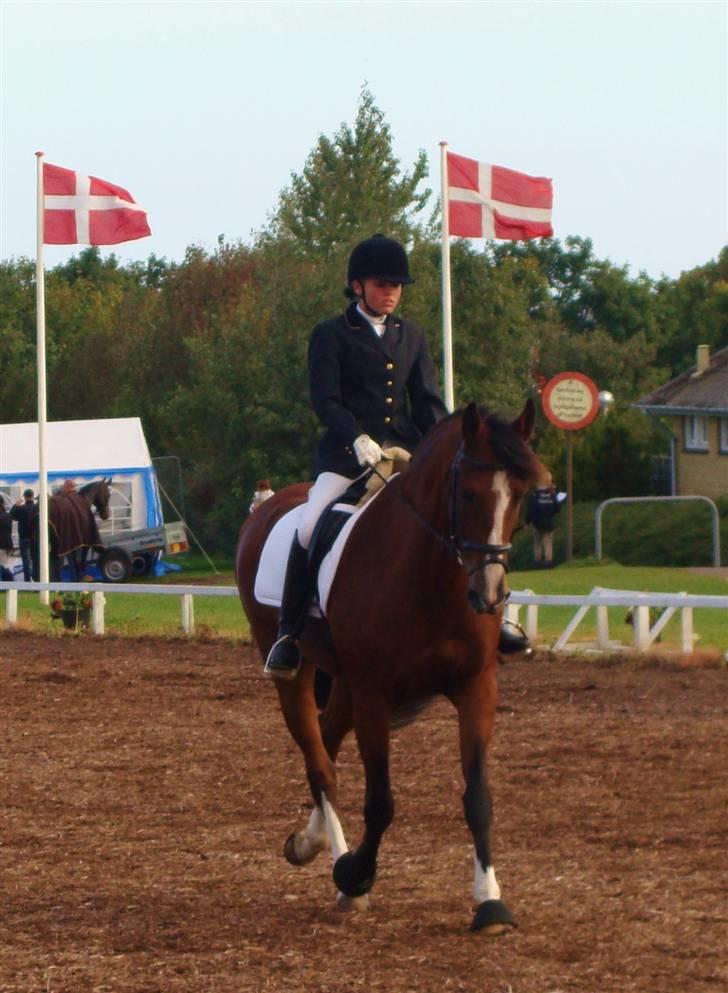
[254,449,410,616]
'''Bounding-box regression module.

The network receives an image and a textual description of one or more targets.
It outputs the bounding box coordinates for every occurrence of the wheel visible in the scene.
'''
[99,548,132,583]
[131,553,154,577]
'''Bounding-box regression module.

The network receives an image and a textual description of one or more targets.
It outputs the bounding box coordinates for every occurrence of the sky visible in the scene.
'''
[1,0,726,280]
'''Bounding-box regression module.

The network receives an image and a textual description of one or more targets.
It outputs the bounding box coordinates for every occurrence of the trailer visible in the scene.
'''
[95,521,189,582]
[0,417,187,582]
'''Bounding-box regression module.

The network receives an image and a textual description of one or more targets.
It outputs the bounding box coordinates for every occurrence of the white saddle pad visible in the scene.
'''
[253,489,384,617]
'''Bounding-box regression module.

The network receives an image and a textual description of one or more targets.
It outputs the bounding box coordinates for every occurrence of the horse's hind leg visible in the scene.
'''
[453,671,516,935]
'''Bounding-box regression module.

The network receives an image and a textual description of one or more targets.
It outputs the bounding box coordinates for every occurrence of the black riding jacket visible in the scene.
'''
[11,501,37,540]
[309,303,448,477]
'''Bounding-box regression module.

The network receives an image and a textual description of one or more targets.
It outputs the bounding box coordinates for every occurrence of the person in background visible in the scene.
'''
[249,479,274,514]
[11,489,39,582]
[525,478,561,568]
[0,496,15,581]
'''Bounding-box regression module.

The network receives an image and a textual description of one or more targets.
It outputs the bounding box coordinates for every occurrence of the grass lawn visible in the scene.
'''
[2,556,726,652]
[509,560,728,652]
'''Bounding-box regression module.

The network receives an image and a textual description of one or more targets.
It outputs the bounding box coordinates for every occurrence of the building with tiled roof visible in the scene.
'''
[634,345,728,499]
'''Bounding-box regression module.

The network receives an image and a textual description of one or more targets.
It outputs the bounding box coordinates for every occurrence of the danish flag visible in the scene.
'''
[43,162,151,245]
[447,151,553,240]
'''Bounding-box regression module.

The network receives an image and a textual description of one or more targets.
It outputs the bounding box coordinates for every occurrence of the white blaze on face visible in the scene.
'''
[484,470,510,603]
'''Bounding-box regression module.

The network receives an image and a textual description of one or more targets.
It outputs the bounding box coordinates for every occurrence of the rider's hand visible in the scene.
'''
[353,434,383,467]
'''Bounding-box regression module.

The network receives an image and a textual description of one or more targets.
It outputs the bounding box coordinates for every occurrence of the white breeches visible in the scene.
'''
[297,471,364,549]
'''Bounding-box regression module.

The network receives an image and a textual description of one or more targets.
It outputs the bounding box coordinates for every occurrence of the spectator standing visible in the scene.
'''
[249,479,274,514]
[0,496,15,581]
[11,489,39,582]
[525,481,561,568]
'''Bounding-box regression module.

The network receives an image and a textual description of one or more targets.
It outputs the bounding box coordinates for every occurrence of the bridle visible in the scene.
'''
[378,443,513,575]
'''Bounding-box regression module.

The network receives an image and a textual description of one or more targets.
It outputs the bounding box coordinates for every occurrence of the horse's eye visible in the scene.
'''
[462,488,477,503]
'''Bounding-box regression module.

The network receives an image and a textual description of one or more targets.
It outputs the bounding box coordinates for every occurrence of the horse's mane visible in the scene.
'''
[413,405,539,481]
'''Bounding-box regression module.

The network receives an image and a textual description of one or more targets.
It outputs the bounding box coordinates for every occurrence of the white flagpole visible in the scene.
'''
[439,141,454,412]
[35,151,50,604]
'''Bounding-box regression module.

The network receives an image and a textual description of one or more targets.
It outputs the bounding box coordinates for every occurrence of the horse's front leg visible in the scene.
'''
[332,692,393,903]
[275,664,367,910]
[283,674,352,867]
[453,665,517,935]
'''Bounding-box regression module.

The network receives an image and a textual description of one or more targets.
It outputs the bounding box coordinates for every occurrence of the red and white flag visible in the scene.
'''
[43,162,151,245]
[447,151,553,240]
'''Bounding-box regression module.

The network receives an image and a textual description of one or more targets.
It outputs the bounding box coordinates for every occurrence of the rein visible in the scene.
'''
[372,444,513,571]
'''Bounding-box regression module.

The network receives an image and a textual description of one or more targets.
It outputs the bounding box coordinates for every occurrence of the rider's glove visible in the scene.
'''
[353,434,383,467]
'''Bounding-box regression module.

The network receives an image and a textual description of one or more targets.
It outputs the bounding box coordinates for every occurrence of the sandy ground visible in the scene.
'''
[1,631,726,993]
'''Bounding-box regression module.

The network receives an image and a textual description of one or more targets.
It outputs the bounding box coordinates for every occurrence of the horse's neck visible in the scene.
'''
[378,472,459,578]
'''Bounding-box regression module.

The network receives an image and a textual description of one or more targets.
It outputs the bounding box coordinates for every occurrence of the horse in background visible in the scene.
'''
[236,401,549,933]
[48,478,112,581]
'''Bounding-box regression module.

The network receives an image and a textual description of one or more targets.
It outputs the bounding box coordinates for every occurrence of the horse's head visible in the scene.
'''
[95,477,112,520]
[79,478,112,520]
[452,400,547,615]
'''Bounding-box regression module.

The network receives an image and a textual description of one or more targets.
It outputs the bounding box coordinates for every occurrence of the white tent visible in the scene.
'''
[0,417,162,534]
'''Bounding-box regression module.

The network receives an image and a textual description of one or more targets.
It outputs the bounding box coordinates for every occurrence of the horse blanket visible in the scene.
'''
[49,492,103,556]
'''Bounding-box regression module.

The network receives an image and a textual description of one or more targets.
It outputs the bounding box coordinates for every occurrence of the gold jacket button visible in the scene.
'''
[386,362,394,370]
[384,416,392,423]
[385,397,393,404]
[386,380,393,386]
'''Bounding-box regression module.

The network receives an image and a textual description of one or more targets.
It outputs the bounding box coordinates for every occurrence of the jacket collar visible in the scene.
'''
[344,303,402,357]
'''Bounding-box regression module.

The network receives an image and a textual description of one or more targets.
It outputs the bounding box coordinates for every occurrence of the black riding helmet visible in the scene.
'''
[347,234,414,286]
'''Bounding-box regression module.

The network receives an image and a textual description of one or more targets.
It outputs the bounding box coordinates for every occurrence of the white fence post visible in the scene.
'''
[523,589,538,643]
[181,593,195,634]
[5,588,18,626]
[596,605,611,648]
[681,604,694,653]
[633,605,650,651]
[92,591,105,635]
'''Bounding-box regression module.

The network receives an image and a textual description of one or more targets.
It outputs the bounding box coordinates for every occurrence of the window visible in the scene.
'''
[720,418,728,455]
[685,415,709,452]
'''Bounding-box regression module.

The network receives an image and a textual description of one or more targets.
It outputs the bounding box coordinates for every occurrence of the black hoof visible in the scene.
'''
[470,899,517,933]
[283,832,305,866]
[333,851,376,898]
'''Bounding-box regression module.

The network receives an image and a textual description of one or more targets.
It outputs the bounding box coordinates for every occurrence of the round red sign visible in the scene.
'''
[542,372,600,431]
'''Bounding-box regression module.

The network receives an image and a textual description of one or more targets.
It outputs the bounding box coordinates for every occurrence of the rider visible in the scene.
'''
[264,234,448,679]
[264,234,529,680]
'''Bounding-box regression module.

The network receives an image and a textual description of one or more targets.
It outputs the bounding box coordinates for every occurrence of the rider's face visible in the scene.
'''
[354,279,403,316]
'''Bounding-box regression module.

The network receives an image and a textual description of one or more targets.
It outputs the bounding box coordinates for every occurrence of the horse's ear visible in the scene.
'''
[462,402,484,447]
[512,398,536,441]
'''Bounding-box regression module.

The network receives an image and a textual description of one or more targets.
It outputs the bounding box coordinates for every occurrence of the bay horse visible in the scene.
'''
[235,401,548,933]
[48,478,112,581]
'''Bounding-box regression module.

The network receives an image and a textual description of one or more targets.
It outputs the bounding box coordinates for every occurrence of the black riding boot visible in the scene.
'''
[263,535,311,680]
[498,618,531,655]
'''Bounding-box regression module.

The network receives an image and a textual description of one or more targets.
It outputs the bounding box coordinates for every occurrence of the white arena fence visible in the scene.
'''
[507,587,728,654]
[1,581,727,654]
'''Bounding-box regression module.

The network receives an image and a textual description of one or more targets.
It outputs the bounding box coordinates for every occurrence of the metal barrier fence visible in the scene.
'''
[2,581,727,653]
[595,496,722,567]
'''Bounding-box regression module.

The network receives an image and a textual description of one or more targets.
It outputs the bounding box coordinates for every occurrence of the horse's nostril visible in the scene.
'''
[467,590,488,614]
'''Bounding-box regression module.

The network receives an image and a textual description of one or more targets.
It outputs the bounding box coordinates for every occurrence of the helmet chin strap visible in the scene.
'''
[353,280,388,319]
[359,288,384,319]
